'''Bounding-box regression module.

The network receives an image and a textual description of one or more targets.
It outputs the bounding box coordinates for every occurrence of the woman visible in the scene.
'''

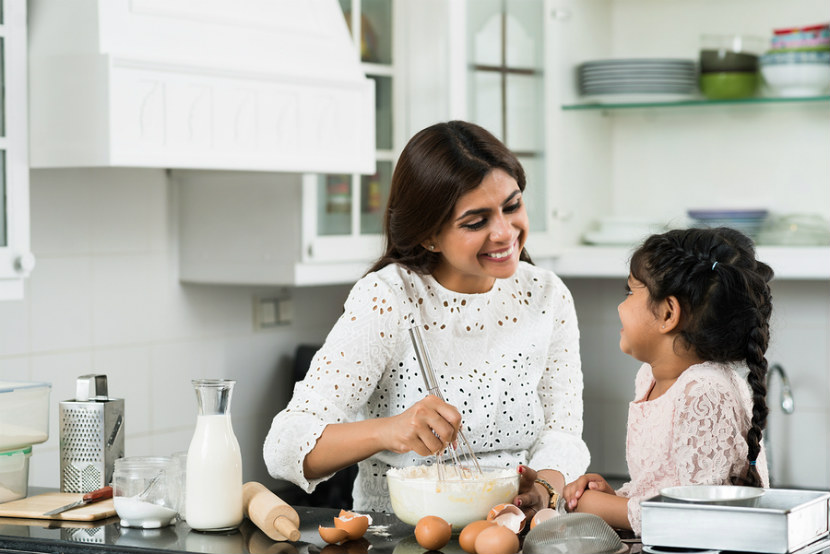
[263,121,589,515]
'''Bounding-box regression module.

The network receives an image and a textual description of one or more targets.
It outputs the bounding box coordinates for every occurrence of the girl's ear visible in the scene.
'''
[660,296,682,333]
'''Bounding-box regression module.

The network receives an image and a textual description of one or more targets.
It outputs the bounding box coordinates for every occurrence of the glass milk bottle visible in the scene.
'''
[185,379,243,531]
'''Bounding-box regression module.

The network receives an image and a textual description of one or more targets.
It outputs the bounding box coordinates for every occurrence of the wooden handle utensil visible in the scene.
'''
[243,481,301,542]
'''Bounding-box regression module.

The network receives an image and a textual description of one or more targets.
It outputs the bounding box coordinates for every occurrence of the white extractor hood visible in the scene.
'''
[28,0,375,174]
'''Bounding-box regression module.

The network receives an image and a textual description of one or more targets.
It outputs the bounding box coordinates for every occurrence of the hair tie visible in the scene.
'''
[711,261,718,270]
[749,460,756,466]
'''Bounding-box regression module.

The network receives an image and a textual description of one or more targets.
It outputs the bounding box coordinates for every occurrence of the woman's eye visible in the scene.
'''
[462,219,487,230]
[504,200,522,213]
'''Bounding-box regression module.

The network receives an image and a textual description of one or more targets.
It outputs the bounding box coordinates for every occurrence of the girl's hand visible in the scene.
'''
[383,395,461,456]
[562,473,616,511]
[512,465,547,520]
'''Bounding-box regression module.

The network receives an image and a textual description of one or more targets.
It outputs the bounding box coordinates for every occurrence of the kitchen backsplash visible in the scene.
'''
[0,168,827,491]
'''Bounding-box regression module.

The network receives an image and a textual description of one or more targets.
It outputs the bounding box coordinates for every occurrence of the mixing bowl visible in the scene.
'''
[386,465,519,528]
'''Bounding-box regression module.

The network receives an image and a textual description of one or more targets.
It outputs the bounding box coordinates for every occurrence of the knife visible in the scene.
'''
[43,486,113,516]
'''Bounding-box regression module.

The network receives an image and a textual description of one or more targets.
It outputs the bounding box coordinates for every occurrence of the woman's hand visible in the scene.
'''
[512,465,548,520]
[383,395,462,456]
[562,473,616,511]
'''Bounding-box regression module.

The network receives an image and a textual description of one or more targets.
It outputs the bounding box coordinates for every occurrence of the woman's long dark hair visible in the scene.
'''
[367,120,532,275]
[630,227,773,487]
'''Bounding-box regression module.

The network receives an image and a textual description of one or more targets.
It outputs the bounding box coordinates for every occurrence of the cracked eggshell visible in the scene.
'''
[319,526,350,544]
[485,503,526,534]
[333,510,372,541]
[529,507,558,529]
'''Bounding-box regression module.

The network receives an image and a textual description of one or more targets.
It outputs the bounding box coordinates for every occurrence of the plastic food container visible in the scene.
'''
[113,457,179,528]
[0,446,32,503]
[0,381,51,451]
[386,465,519,528]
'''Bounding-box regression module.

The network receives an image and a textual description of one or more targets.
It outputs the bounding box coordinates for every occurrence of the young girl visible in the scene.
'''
[562,227,772,534]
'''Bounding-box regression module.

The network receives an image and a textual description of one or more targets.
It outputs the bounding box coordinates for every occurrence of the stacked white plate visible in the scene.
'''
[687,209,769,239]
[578,58,698,102]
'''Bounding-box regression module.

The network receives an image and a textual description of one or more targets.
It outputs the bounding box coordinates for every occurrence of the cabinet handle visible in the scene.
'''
[14,252,36,273]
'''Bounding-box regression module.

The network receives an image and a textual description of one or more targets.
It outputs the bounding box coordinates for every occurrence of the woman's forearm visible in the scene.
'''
[302,419,389,479]
[572,490,631,530]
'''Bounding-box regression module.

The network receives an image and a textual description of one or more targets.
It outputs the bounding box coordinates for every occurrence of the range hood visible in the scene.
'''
[28,0,375,174]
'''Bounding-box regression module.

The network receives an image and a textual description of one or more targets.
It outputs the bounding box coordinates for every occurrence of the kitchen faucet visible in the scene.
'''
[764,363,795,486]
[767,363,795,414]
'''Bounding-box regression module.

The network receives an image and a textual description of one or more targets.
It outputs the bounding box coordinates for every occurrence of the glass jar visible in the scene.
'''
[112,456,178,528]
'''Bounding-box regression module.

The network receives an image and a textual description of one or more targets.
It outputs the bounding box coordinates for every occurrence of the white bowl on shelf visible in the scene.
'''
[760,63,830,97]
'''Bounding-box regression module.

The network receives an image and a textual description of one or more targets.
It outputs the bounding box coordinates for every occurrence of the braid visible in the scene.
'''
[631,227,774,487]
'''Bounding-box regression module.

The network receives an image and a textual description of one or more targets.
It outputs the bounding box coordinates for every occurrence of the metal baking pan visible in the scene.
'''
[641,488,830,553]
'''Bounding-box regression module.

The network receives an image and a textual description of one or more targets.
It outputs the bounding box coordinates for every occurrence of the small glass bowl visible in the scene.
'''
[113,456,178,528]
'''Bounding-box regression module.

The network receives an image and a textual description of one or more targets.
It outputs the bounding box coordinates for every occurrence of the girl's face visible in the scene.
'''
[618,275,662,362]
[429,169,528,294]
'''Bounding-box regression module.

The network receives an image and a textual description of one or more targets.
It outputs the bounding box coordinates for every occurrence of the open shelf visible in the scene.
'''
[562,95,830,111]
[543,246,830,280]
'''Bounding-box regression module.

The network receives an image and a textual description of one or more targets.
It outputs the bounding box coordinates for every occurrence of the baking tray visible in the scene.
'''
[641,488,830,553]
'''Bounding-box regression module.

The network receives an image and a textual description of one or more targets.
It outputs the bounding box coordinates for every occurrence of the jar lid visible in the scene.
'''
[0,446,32,456]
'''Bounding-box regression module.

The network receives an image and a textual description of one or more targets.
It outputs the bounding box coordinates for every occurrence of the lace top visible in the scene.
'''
[617,362,769,534]
[263,262,590,512]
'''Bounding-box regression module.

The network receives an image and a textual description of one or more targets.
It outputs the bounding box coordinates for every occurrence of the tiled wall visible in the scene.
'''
[1,168,351,489]
[2,168,827,491]
[567,278,830,489]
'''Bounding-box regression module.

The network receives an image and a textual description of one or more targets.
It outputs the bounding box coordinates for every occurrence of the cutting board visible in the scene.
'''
[0,492,116,521]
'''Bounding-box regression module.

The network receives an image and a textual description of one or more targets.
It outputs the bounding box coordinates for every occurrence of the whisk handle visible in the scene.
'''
[409,325,444,400]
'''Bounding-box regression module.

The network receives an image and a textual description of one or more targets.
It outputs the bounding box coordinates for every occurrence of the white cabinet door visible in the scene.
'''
[0,0,34,300]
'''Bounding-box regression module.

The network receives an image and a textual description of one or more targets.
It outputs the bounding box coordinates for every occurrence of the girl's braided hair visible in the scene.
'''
[630,227,774,487]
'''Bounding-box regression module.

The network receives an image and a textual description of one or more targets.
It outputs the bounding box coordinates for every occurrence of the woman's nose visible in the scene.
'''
[490,213,511,241]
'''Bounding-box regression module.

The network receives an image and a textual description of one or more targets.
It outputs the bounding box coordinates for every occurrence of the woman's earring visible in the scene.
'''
[429,244,435,251]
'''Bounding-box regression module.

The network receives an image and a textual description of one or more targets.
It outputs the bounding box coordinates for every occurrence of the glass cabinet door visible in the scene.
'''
[307,0,398,262]
[466,0,548,236]
[0,0,33,299]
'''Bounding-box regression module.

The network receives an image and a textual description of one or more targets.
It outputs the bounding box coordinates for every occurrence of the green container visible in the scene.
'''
[700,72,759,99]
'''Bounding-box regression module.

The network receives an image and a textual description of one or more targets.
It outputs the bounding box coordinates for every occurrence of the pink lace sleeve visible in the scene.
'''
[672,378,749,484]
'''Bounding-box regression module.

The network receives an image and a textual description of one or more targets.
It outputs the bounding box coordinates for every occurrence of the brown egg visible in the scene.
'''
[414,515,452,551]
[459,520,496,554]
[473,525,519,554]
[319,526,350,544]
[334,512,371,541]
[485,503,526,534]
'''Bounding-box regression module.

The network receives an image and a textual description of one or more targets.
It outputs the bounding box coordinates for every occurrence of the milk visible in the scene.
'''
[185,414,243,531]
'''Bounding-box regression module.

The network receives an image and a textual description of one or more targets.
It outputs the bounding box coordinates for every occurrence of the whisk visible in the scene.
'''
[408,324,482,480]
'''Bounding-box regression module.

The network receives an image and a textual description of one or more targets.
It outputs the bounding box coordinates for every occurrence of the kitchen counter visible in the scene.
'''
[0,506,828,554]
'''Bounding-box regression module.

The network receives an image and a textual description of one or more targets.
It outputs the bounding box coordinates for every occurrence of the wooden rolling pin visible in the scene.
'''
[243,481,302,542]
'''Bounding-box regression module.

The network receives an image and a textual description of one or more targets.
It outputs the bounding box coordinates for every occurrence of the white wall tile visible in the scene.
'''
[0,297,30,357]
[29,169,94,256]
[29,257,93,352]
[0,357,29,380]
[91,253,168,345]
[92,346,152,435]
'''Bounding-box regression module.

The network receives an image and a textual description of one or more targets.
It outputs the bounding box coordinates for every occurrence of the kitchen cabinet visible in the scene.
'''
[179,1,452,285]
[27,0,374,174]
[540,0,830,279]
[0,0,34,300]
[301,0,402,263]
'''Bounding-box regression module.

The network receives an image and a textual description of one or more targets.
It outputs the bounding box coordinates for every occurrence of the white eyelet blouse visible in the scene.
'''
[263,261,590,512]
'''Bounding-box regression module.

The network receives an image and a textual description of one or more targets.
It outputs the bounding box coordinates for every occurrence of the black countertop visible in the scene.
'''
[0,506,828,554]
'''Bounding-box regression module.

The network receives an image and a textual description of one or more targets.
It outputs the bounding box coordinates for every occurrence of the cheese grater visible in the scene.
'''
[59,375,125,493]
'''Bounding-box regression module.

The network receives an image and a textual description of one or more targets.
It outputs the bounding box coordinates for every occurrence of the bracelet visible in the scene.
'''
[534,478,560,510]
